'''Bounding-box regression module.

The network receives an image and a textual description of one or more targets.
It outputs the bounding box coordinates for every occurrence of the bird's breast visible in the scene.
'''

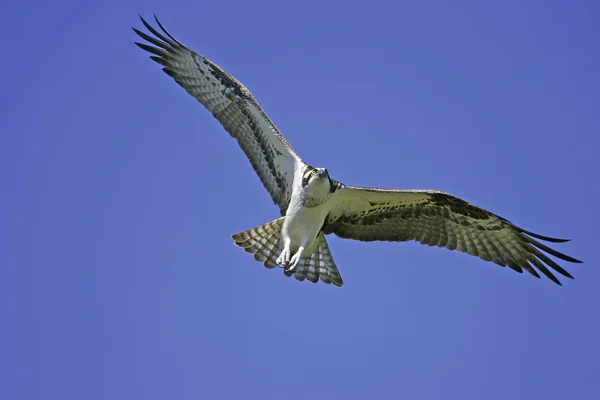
[282,202,331,250]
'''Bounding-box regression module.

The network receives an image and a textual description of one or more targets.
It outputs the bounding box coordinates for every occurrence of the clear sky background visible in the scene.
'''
[2,1,599,399]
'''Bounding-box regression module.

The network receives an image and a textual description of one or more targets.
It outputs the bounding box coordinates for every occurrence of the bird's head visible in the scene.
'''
[302,167,331,190]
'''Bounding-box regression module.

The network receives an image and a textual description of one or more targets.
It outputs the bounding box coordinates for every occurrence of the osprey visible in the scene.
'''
[133,16,581,287]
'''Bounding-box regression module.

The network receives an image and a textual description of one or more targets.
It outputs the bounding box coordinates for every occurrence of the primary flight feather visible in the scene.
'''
[133,15,582,287]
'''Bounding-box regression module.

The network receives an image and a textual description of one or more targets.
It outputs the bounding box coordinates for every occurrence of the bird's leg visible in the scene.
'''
[286,246,305,272]
[277,237,292,267]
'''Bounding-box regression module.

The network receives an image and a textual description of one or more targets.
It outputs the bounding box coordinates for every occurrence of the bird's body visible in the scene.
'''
[278,167,336,270]
[133,16,582,287]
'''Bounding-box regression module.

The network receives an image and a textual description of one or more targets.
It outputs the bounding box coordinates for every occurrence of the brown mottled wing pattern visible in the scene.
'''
[324,186,582,284]
[133,16,301,214]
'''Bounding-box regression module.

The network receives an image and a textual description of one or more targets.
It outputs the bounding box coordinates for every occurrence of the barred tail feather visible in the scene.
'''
[284,233,344,287]
[232,223,343,287]
[232,218,284,269]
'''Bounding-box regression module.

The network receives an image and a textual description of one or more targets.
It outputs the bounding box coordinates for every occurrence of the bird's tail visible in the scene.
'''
[232,220,343,287]
[232,217,285,269]
[284,233,344,287]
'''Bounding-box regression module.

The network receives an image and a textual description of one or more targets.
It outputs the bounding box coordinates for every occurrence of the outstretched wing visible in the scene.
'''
[325,186,582,284]
[133,16,302,214]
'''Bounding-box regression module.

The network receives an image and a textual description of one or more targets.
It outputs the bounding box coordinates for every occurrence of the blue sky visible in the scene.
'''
[2,0,599,399]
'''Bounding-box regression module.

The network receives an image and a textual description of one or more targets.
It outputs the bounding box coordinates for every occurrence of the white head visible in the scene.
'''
[302,167,329,186]
[301,167,333,198]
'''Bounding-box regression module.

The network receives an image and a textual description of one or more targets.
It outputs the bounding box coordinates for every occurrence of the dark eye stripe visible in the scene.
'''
[302,167,317,187]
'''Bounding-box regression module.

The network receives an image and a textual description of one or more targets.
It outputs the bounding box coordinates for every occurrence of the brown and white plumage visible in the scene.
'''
[134,16,581,287]
[233,221,343,286]
[324,187,580,285]
[133,16,300,214]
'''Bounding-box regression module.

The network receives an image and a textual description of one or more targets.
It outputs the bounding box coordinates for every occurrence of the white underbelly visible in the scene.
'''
[282,206,329,252]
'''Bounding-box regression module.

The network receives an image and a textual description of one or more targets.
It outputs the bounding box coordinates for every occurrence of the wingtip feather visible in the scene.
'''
[134,42,167,57]
[137,14,177,47]
[519,228,571,243]
[153,14,182,45]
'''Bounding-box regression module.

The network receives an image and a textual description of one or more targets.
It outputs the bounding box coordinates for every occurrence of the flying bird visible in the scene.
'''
[133,15,581,287]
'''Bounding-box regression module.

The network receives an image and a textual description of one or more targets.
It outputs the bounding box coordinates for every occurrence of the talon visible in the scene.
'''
[286,251,302,272]
[283,264,297,274]
[277,248,291,268]
[284,263,296,273]
[277,244,305,273]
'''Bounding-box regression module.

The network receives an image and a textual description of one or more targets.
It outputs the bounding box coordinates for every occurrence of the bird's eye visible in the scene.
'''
[311,170,318,176]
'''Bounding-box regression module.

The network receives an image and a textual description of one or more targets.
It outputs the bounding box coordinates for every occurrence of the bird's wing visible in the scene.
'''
[133,16,302,214]
[325,185,582,284]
